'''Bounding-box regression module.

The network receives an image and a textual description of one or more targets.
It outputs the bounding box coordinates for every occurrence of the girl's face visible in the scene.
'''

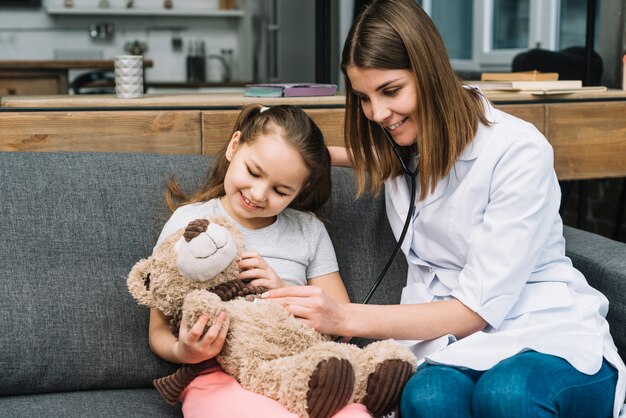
[221,130,309,229]
[346,66,419,147]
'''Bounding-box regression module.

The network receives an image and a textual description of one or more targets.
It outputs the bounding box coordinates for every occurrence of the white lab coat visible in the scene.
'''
[385,99,626,417]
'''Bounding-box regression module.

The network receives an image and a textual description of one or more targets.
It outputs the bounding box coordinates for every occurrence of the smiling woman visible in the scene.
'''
[262,1,626,417]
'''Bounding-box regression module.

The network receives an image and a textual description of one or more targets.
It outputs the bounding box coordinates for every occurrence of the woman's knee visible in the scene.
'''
[400,364,474,418]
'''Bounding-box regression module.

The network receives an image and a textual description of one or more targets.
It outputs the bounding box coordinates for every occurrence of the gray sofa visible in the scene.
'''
[0,152,624,417]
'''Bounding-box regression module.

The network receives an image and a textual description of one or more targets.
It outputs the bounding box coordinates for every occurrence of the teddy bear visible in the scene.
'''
[127,216,417,418]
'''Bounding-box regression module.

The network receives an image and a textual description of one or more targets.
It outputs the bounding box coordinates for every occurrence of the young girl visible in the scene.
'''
[264,1,626,417]
[148,104,370,418]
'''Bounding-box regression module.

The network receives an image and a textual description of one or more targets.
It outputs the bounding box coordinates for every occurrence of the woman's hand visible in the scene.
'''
[238,251,287,289]
[173,310,230,364]
[262,285,346,336]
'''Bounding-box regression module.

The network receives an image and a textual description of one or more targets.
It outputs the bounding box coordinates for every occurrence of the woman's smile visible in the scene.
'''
[386,117,408,131]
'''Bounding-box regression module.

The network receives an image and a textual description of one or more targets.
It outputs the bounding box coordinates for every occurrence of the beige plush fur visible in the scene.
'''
[128,216,417,418]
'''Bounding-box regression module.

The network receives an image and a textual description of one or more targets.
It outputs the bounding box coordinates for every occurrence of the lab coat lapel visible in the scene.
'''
[414,173,451,214]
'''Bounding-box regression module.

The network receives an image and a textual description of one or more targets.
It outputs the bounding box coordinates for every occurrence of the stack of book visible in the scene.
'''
[470,79,606,95]
[469,71,606,95]
[480,70,559,82]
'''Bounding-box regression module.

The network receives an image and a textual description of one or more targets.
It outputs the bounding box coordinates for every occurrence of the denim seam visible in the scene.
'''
[549,369,617,405]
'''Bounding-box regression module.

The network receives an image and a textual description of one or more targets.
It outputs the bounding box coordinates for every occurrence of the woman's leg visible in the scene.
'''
[472,351,617,418]
[180,370,371,418]
[400,362,480,418]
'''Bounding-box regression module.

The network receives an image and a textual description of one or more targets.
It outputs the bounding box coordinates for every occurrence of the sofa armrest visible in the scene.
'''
[563,225,626,356]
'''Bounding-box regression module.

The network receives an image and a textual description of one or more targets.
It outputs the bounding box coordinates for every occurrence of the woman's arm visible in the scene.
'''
[263,286,487,341]
[328,146,351,167]
[149,307,230,364]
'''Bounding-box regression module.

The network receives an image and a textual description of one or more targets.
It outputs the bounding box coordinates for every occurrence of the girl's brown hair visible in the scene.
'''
[341,0,490,199]
[166,104,331,214]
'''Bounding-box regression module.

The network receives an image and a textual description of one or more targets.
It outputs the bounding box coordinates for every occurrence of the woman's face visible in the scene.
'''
[346,66,419,147]
[221,130,309,229]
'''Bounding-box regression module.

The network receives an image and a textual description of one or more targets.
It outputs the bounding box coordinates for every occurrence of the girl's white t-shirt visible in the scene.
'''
[155,198,339,286]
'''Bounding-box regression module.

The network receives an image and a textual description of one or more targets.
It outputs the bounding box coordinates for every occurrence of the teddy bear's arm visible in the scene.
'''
[211,279,267,301]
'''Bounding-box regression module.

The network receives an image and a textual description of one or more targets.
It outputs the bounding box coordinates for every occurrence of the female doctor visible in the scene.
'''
[264,0,626,417]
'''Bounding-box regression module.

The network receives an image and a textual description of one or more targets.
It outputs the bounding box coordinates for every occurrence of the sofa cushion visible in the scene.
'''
[324,167,407,306]
[0,152,407,396]
[563,225,626,357]
[0,152,208,395]
[0,389,181,418]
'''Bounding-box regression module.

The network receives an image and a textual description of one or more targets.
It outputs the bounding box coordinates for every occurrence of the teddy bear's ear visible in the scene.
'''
[127,257,155,306]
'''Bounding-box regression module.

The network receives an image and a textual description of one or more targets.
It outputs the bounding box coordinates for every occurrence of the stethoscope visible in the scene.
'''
[360,125,418,304]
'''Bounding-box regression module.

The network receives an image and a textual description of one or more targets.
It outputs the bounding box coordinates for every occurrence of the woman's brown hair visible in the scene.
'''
[341,0,490,199]
[166,104,331,214]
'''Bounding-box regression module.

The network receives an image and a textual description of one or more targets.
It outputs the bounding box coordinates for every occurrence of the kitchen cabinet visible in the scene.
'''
[0,60,153,95]
[0,70,67,96]
[45,6,244,17]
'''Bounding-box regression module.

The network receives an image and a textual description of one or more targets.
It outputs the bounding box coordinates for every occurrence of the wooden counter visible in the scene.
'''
[0,93,345,109]
[1,91,625,181]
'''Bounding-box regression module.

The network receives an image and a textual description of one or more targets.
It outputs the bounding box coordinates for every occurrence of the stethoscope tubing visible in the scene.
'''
[360,127,418,304]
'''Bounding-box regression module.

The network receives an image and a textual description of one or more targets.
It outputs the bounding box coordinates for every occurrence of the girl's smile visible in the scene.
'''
[239,191,263,210]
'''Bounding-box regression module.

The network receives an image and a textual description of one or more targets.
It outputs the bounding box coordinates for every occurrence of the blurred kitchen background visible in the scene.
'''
[0,0,624,94]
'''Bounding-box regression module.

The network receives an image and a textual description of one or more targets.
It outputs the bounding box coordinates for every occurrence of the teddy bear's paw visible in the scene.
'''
[362,359,413,417]
[306,357,354,418]
[153,359,216,405]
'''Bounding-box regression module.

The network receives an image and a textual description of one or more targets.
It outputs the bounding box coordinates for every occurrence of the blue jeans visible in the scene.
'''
[400,351,617,418]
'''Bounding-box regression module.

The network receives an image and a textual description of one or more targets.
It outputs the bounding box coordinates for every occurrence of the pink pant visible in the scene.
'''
[180,368,371,418]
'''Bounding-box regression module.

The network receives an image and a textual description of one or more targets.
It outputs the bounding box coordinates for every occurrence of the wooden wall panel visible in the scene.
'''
[0,111,201,154]
[497,104,546,135]
[546,102,626,180]
[201,110,238,155]
[201,108,346,155]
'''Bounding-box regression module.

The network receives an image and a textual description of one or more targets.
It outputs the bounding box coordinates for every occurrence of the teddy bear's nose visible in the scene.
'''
[207,222,229,249]
[186,222,229,259]
[176,221,238,282]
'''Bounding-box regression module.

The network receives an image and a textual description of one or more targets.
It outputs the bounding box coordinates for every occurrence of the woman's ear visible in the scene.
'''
[225,131,241,162]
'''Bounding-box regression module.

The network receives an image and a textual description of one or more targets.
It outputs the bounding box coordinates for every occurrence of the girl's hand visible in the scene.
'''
[174,310,230,364]
[262,285,345,336]
[238,251,287,289]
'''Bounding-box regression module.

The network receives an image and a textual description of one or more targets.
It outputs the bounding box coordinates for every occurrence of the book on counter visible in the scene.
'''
[469,79,607,95]
[244,83,338,97]
[480,70,559,82]
[471,79,584,91]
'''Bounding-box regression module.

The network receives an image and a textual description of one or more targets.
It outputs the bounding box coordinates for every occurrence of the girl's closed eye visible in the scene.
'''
[274,188,288,197]
[246,165,260,178]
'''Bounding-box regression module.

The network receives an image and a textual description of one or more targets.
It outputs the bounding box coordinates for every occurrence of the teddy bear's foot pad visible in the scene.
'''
[307,357,355,418]
[363,359,413,417]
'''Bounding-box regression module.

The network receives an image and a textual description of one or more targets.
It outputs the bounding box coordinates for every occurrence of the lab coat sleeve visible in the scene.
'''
[451,134,560,329]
